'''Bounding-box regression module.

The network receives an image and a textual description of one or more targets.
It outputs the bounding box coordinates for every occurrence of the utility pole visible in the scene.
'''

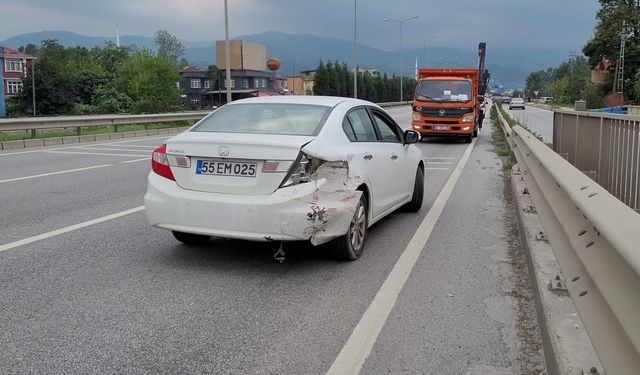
[224,0,232,103]
[31,59,36,116]
[613,20,633,106]
[353,0,358,98]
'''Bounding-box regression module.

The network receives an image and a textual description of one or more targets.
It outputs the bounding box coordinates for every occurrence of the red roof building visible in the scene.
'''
[2,47,36,99]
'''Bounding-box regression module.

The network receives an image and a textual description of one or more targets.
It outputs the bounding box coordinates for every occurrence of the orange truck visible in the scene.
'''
[411,43,489,143]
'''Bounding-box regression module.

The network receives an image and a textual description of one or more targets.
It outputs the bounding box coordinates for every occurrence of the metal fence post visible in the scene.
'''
[597,116,603,184]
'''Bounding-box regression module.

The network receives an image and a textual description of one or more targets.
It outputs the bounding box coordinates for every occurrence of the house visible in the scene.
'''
[178,66,214,109]
[212,40,283,103]
[287,70,316,95]
[2,47,35,100]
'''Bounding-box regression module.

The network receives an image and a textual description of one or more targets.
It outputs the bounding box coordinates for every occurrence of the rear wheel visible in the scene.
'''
[403,167,424,212]
[328,194,368,261]
[172,231,211,245]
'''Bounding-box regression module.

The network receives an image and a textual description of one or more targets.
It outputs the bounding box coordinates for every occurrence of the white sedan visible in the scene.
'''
[144,96,425,260]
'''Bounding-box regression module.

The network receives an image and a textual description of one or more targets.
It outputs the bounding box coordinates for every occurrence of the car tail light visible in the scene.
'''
[262,160,294,173]
[279,152,325,188]
[151,144,175,181]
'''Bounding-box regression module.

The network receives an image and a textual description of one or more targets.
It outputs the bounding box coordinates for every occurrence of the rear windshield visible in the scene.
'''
[192,103,332,136]
[415,79,472,103]
[511,98,524,102]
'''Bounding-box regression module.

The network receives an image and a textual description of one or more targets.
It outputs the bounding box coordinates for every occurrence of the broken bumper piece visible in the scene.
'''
[144,172,362,245]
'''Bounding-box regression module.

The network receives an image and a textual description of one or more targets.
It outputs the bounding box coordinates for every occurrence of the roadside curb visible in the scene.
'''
[509,163,602,375]
[0,127,189,151]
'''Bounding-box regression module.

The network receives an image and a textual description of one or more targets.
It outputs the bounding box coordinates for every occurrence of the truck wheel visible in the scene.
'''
[464,134,472,143]
[473,127,478,138]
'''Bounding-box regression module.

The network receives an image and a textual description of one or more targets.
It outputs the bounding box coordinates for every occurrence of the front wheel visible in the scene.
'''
[403,167,424,212]
[172,231,211,245]
[464,134,472,143]
[473,127,478,138]
[328,194,368,261]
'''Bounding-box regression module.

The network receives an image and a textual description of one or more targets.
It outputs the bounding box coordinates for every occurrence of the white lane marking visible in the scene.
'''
[426,161,453,165]
[425,167,449,170]
[119,157,151,164]
[427,157,456,160]
[72,147,152,153]
[44,150,152,157]
[0,164,113,184]
[0,135,170,157]
[326,137,476,375]
[0,206,145,253]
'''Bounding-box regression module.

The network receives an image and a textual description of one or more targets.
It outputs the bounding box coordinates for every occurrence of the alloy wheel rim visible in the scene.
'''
[350,201,366,251]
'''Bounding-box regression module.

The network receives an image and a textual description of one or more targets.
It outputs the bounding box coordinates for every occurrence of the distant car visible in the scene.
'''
[509,98,525,110]
[144,96,425,261]
[500,96,511,104]
[540,97,554,104]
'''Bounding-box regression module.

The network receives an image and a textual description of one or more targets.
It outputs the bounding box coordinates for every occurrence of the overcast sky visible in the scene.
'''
[0,0,601,52]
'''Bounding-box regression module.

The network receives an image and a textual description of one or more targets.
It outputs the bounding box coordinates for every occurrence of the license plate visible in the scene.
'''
[196,159,257,177]
[434,126,449,131]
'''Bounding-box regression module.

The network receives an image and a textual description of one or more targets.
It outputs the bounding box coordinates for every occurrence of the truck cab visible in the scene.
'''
[411,69,480,143]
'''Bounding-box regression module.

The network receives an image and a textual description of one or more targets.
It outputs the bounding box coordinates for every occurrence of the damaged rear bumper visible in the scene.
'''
[144,172,362,245]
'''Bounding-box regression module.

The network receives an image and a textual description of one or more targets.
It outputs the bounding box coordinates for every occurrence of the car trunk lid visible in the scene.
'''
[166,131,314,195]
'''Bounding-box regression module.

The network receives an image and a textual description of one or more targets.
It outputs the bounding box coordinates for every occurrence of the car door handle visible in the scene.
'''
[390,154,398,160]
[363,153,373,160]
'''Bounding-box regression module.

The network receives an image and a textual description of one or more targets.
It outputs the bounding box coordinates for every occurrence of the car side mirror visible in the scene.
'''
[403,130,420,144]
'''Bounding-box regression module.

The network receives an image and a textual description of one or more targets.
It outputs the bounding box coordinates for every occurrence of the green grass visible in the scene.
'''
[490,104,515,171]
[0,121,194,142]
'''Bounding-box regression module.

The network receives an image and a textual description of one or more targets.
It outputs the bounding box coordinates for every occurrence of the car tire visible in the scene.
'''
[172,231,211,245]
[403,167,424,212]
[328,194,368,261]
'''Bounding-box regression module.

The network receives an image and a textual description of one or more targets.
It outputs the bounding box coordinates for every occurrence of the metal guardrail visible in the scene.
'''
[0,111,210,134]
[497,108,640,374]
[553,110,640,211]
[0,101,411,136]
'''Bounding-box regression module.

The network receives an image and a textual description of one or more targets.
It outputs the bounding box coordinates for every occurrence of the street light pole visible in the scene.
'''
[353,0,357,98]
[224,0,232,103]
[31,59,36,116]
[384,15,419,102]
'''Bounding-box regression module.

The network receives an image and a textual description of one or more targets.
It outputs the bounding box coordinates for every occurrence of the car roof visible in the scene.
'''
[227,95,374,107]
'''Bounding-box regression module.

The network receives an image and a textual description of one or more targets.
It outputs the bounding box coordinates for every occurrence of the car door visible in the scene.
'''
[367,107,414,208]
[342,107,390,219]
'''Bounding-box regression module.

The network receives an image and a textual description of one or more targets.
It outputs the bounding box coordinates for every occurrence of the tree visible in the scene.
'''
[116,49,183,113]
[154,30,185,66]
[91,85,133,114]
[91,42,132,79]
[19,39,77,115]
[18,43,39,56]
[207,65,220,89]
[314,61,329,95]
[583,1,640,101]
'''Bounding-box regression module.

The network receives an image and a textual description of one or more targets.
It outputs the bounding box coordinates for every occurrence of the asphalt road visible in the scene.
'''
[506,104,554,143]
[0,106,544,374]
